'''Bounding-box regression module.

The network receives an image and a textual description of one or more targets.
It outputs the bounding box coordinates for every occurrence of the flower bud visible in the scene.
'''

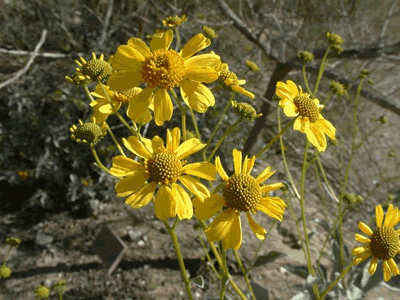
[359,69,369,79]
[0,264,12,279]
[245,60,260,72]
[330,44,344,54]
[379,116,388,124]
[326,32,344,45]
[231,101,262,121]
[69,119,107,146]
[74,53,112,82]
[202,25,218,39]
[329,81,346,95]
[297,51,314,63]
[35,285,50,299]
[7,237,21,247]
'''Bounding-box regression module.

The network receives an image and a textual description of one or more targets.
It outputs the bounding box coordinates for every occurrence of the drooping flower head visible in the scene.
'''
[107,30,221,126]
[276,80,336,152]
[194,149,286,249]
[352,204,400,281]
[90,84,142,123]
[216,63,255,99]
[109,128,217,220]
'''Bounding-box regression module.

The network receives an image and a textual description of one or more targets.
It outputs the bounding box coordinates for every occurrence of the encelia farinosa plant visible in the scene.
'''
[3,13,396,300]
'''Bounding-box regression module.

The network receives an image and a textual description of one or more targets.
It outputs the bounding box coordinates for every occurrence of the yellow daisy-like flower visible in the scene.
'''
[352,204,400,281]
[90,84,143,123]
[276,80,336,152]
[216,63,255,99]
[107,29,221,126]
[162,15,187,28]
[194,149,286,250]
[109,127,216,220]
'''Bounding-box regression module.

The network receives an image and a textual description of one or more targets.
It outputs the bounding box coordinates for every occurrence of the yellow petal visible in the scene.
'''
[127,37,152,59]
[115,172,147,197]
[316,118,336,140]
[358,222,373,236]
[150,29,173,51]
[215,156,229,181]
[151,135,165,152]
[255,166,274,184]
[194,194,225,220]
[306,125,327,152]
[182,162,217,180]
[384,204,395,227]
[184,67,219,83]
[233,149,242,175]
[282,102,298,118]
[180,80,215,112]
[170,127,181,152]
[369,257,378,275]
[221,212,242,250]
[354,234,371,244]
[179,175,208,201]
[185,53,221,70]
[258,197,286,221]
[123,136,152,159]
[126,88,154,124]
[353,251,371,265]
[176,138,205,159]
[173,183,193,220]
[294,117,310,133]
[107,70,142,91]
[383,260,392,281]
[109,156,141,177]
[286,80,300,96]
[243,156,256,175]
[247,212,266,240]
[352,245,370,255]
[154,89,173,126]
[205,209,235,242]
[260,183,285,193]
[140,137,153,153]
[180,33,210,59]
[111,45,145,69]
[376,205,384,227]
[154,185,176,220]
[125,184,155,208]
[276,81,293,100]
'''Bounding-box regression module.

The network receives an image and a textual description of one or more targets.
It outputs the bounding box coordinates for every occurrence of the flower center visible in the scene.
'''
[141,49,186,90]
[369,226,400,260]
[112,87,141,104]
[293,96,319,123]
[219,70,239,86]
[145,150,183,185]
[223,173,262,212]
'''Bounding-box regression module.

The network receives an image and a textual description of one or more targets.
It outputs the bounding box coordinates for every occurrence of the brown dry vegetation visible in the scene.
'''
[1,0,400,299]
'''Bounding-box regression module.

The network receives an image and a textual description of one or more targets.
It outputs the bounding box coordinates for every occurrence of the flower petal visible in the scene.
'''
[257,197,286,221]
[170,127,181,152]
[184,67,219,83]
[215,156,229,181]
[172,183,193,220]
[182,162,217,180]
[180,80,215,113]
[260,183,284,193]
[125,183,156,208]
[111,45,145,70]
[185,53,221,70]
[358,222,373,236]
[294,117,310,133]
[316,118,336,140]
[107,70,142,91]
[376,205,384,227]
[179,175,208,201]
[123,136,152,159]
[233,149,242,175]
[282,103,298,118]
[388,258,400,275]
[243,155,256,175]
[384,204,395,227]
[154,89,173,126]
[127,37,152,58]
[352,245,370,255]
[255,166,274,184]
[353,250,371,265]
[369,257,378,275]
[115,172,147,197]
[150,29,173,51]
[194,194,225,220]
[354,234,371,244]
[176,138,205,159]
[306,124,327,152]
[180,34,211,59]
[154,185,176,220]
[247,212,266,240]
[222,212,242,250]
[383,260,392,281]
[151,135,165,152]
[109,156,141,177]
[126,88,154,124]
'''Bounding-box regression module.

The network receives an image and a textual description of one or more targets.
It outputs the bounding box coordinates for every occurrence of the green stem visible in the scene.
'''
[170,89,187,141]
[302,63,312,95]
[300,140,320,298]
[255,119,295,158]
[84,85,95,102]
[90,144,114,176]
[98,82,137,135]
[234,250,256,300]
[189,107,201,141]
[318,261,354,300]
[219,248,228,300]
[174,27,182,50]
[206,96,233,147]
[249,220,277,267]
[207,118,243,162]
[105,122,126,157]
[313,47,330,96]
[162,219,193,300]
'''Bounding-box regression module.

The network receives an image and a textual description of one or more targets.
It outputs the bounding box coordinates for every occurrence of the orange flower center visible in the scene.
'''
[141,49,186,90]
[369,226,400,260]
[145,150,183,185]
[293,96,319,123]
[223,173,262,212]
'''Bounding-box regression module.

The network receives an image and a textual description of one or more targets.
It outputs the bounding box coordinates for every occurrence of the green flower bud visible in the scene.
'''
[297,50,314,63]
[202,25,218,39]
[6,237,21,247]
[330,44,344,54]
[35,285,50,299]
[0,264,12,279]
[231,101,262,121]
[379,116,388,124]
[326,32,344,45]
[245,59,260,72]
[329,81,346,95]
[69,119,107,146]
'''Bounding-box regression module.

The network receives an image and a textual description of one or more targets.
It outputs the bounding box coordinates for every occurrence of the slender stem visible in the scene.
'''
[197,235,220,279]
[255,119,295,158]
[189,107,201,141]
[162,219,193,300]
[302,63,312,95]
[313,47,330,96]
[170,89,187,141]
[199,221,247,300]
[90,144,114,176]
[234,250,256,300]
[249,220,277,267]
[84,85,95,102]
[207,118,243,162]
[300,140,320,298]
[105,122,126,157]
[98,82,137,135]
[316,155,339,203]
[174,27,182,50]
[318,261,354,300]
[219,248,228,300]
[206,97,233,147]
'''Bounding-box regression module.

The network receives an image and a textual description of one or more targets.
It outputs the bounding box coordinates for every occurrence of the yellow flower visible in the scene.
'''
[276,80,336,152]
[216,63,255,99]
[194,149,286,250]
[352,204,400,281]
[162,15,187,28]
[90,84,142,123]
[109,128,216,220]
[35,285,50,299]
[108,30,221,126]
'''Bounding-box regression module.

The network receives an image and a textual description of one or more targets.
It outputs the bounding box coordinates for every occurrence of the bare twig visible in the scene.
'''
[0,48,85,58]
[98,0,114,47]
[378,0,397,46]
[0,29,47,90]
